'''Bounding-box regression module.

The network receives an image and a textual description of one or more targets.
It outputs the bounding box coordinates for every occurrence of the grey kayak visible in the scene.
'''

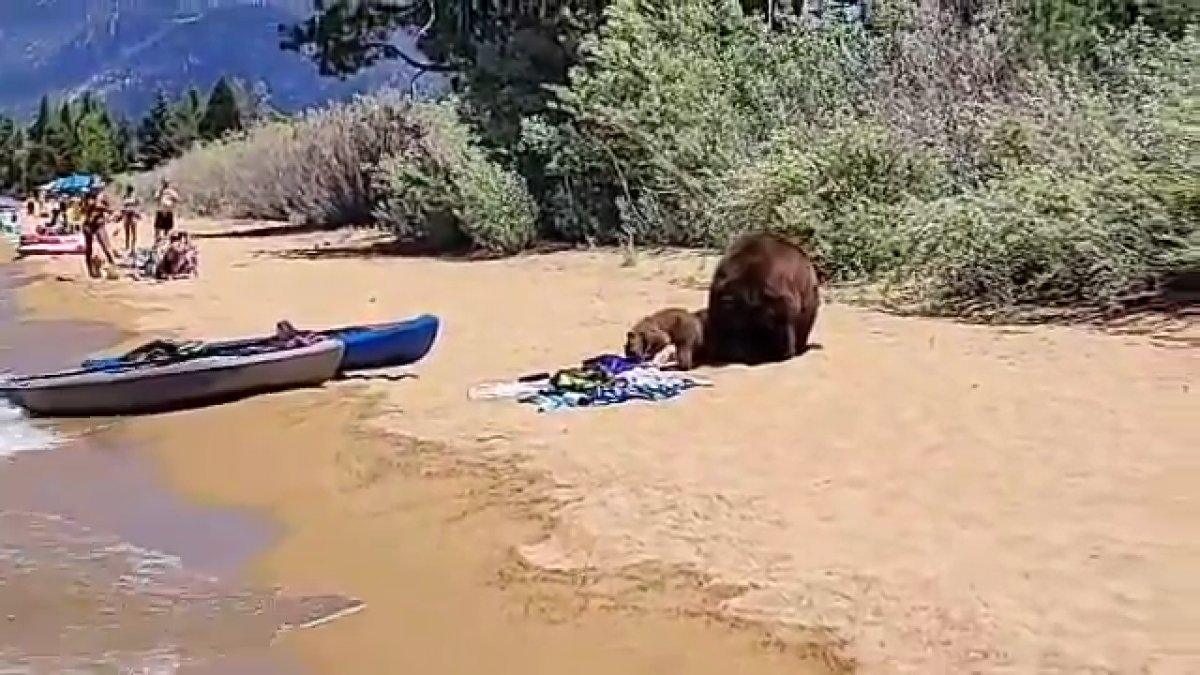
[1,338,344,417]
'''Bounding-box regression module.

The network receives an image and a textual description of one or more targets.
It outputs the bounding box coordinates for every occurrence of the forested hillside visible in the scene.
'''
[0,78,257,191]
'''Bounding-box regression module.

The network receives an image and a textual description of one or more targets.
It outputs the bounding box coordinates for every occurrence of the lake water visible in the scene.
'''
[0,261,321,674]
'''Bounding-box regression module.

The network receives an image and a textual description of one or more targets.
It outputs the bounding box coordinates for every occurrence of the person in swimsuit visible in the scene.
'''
[153,179,179,241]
[67,198,84,231]
[81,187,118,278]
[21,200,37,235]
[120,185,141,255]
[46,200,65,233]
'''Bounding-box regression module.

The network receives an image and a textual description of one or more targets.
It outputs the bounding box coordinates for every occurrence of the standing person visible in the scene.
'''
[47,200,65,232]
[81,187,118,278]
[120,185,141,255]
[66,197,82,231]
[153,179,179,242]
[21,199,38,235]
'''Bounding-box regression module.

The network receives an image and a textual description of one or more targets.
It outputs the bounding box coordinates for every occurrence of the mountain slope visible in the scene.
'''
[0,0,421,119]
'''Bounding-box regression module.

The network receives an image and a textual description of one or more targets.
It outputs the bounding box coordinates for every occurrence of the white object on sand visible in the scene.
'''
[650,344,677,368]
[468,381,544,400]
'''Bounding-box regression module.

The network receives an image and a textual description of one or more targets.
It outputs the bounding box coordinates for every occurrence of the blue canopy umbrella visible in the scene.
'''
[46,174,103,196]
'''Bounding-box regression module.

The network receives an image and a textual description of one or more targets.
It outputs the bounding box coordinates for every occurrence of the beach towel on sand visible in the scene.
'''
[471,353,711,413]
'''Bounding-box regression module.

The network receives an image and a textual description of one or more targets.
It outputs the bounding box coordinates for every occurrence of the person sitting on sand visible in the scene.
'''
[154,231,199,280]
[81,187,118,279]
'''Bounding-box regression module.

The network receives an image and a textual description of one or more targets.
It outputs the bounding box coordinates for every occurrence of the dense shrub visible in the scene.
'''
[131,91,536,255]
[133,91,425,225]
[531,0,1197,314]
[369,101,537,255]
[524,0,869,246]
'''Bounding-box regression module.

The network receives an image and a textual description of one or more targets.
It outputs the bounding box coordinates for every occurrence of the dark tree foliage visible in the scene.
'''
[114,116,137,169]
[171,87,205,150]
[0,80,263,193]
[0,115,23,190]
[279,0,610,204]
[136,91,180,169]
[199,77,244,140]
[280,0,609,76]
[0,94,128,191]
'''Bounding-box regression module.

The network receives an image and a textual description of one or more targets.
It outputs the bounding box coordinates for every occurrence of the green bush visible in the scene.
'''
[133,91,538,255]
[133,91,450,227]
[887,165,1192,312]
[715,123,949,280]
[370,101,538,255]
[530,0,867,246]
[534,0,1196,314]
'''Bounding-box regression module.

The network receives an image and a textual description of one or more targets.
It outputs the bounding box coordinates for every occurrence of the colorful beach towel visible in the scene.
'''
[470,353,711,413]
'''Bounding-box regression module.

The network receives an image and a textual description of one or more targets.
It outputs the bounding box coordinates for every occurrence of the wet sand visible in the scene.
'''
[8,233,839,672]
[1,260,313,673]
[13,220,1199,673]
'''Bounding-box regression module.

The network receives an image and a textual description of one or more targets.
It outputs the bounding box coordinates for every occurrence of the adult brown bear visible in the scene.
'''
[704,231,820,365]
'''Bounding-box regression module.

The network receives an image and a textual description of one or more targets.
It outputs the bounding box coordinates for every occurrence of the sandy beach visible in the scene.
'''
[12,218,1199,674]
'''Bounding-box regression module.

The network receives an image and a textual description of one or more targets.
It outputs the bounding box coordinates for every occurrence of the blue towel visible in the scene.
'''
[519,366,710,413]
[581,353,641,376]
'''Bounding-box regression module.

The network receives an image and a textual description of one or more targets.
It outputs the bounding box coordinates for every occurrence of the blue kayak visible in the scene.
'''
[332,314,440,371]
[83,314,440,374]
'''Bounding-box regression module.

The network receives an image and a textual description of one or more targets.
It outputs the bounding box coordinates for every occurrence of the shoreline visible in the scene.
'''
[11,229,843,673]
[0,255,306,674]
[10,219,1198,673]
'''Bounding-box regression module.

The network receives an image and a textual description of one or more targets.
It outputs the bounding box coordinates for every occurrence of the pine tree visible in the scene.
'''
[28,96,52,142]
[199,77,243,140]
[171,87,205,151]
[57,100,76,143]
[46,101,77,176]
[74,108,120,177]
[0,116,22,192]
[77,92,98,119]
[136,90,178,169]
[23,96,57,186]
[113,116,136,173]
